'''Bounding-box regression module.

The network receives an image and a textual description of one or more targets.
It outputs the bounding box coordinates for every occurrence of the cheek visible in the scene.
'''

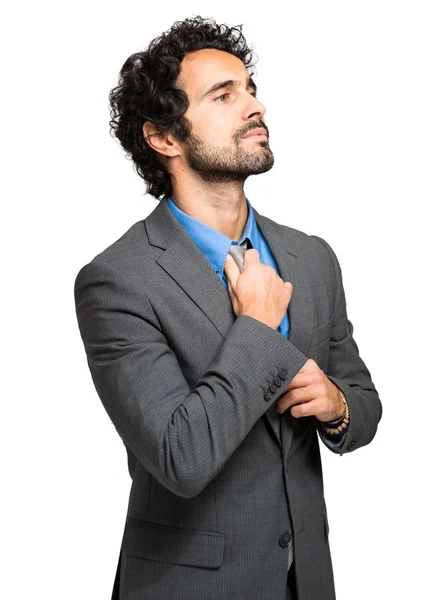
[199,112,236,140]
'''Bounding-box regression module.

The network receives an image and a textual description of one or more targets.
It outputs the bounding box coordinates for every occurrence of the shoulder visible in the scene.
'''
[73,216,157,295]
[85,219,150,267]
[256,210,341,270]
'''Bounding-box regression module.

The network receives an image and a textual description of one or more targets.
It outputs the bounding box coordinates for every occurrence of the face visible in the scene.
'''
[175,48,274,183]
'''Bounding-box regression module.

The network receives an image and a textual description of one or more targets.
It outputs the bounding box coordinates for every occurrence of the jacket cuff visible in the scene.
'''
[319,375,366,455]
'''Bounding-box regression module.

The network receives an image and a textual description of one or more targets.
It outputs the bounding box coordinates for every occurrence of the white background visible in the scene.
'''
[2,1,444,598]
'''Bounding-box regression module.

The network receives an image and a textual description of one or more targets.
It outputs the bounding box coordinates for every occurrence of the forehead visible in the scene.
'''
[178,48,249,100]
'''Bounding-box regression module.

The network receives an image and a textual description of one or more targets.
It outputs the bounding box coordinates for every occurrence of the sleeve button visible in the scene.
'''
[279,532,292,547]
[279,368,288,380]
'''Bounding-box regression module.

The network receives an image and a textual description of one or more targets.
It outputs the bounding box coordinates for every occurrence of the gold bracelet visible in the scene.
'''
[321,389,350,435]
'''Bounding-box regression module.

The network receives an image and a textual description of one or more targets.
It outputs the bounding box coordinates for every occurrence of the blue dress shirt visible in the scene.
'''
[166,196,348,440]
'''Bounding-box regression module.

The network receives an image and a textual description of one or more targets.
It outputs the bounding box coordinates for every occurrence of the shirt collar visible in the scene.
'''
[166,196,260,276]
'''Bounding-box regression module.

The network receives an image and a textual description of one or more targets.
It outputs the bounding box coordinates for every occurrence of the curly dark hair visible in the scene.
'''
[108,15,258,202]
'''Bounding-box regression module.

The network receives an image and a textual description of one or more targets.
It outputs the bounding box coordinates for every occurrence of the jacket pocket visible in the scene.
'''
[122,516,225,569]
[309,316,333,349]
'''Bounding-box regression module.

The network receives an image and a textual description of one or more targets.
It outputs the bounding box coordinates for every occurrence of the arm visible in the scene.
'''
[310,236,382,455]
[74,261,308,498]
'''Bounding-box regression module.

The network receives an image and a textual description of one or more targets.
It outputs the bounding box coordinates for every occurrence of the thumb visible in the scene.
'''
[224,253,239,288]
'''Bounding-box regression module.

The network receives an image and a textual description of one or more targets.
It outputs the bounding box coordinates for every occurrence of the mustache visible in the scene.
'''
[237,121,269,140]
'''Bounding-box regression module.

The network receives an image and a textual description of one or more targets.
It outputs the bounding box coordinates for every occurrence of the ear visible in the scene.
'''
[142,121,180,159]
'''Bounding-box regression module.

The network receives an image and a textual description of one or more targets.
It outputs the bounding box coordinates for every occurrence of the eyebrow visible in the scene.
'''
[201,75,257,100]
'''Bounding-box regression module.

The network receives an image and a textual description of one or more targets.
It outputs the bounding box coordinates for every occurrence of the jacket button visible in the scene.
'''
[264,390,273,401]
[279,532,292,547]
[279,368,288,380]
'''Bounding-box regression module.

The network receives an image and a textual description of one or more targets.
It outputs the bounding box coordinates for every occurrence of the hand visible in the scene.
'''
[276,359,345,422]
[224,248,293,330]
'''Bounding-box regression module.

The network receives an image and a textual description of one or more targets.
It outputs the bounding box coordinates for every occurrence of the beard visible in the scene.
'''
[181,130,274,183]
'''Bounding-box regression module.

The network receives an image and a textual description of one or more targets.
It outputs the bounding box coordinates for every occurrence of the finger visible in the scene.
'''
[284,373,317,389]
[224,254,240,287]
[276,385,317,413]
[299,358,320,373]
[243,248,260,263]
[284,281,293,296]
[290,399,321,419]
[282,371,323,395]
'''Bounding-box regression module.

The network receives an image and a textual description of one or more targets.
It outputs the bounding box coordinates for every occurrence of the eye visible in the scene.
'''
[214,91,258,102]
[215,93,231,102]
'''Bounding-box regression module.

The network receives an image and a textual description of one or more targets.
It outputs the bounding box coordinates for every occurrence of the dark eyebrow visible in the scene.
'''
[201,75,257,100]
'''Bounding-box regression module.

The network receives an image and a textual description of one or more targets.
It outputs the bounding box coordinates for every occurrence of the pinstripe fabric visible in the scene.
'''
[167,195,349,575]
[74,198,382,600]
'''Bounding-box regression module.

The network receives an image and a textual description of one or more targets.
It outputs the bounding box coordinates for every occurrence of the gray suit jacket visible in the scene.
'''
[74,198,382,600]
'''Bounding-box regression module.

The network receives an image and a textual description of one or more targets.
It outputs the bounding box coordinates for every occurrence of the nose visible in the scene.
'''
[243,93,267,122]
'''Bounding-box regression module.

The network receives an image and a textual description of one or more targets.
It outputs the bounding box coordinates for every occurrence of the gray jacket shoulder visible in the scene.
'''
[257,211,340,275]
[74,218,157,283]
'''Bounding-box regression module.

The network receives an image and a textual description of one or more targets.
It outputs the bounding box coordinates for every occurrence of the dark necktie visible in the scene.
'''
[227,237,253,270]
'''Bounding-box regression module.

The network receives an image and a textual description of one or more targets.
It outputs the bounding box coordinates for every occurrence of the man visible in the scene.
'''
[74,15,382,600]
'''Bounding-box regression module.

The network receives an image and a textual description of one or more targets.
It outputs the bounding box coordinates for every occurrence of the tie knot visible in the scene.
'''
[240,237,253,250]
[227,237,253,270]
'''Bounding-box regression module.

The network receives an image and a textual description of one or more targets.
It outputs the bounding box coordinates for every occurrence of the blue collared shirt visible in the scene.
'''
[167,195,289,337]
[166,196,348,440]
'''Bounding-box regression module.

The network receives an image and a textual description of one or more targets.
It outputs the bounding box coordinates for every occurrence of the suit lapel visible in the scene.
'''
[144,199,312,453]
[145,199,236,339]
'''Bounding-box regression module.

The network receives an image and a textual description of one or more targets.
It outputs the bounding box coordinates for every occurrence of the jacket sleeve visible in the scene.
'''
[74,261,308,498]
[310,236,383,456]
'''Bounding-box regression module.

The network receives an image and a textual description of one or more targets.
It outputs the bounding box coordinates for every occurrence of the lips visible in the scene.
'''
[242,128,268,139]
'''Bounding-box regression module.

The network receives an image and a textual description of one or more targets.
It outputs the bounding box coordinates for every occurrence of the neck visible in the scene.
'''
[170,178,248,242]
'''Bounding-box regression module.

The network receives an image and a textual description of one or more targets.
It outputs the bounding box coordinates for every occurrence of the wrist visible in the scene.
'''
[319,387,346,423]
[320,389,350,435]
